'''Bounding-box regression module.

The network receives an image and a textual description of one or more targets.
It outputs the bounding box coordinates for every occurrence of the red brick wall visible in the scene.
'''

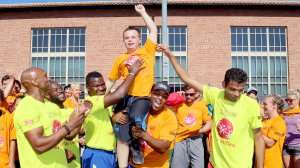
[0,5,299,90]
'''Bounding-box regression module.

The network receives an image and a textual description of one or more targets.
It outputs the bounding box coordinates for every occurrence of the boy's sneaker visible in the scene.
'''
[130,140,144,165]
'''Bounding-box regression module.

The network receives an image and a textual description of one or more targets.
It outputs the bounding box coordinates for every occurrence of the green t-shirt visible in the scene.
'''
[45,101,81,168]
[203,86,262,168]
[14,96,68,168]
[84,95,116,151]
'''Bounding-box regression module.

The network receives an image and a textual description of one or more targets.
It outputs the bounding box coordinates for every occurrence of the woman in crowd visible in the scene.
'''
[282,89,300,168]
[63,83,82,109]
[261,95,286,168]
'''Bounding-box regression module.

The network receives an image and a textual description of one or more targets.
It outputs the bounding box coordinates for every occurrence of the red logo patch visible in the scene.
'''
[217,118,233,139]
[52,120,62,133]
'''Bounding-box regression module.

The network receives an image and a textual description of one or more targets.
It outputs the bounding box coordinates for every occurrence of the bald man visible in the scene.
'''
[14,67,88,168]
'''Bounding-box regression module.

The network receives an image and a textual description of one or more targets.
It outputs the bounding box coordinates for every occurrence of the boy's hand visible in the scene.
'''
[132,126,146,139]
[135,4,146,14]
[112,110,127,125]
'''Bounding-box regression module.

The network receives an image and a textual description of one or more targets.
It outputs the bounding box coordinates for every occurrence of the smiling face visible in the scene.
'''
[47,82,66,105]
[71,85,82,100]
[223,80,246,102]
[286,94,299,109]
[86,77,106,96]
[150,89,169,112]
[123,29,141,53]
[263,97,277,115]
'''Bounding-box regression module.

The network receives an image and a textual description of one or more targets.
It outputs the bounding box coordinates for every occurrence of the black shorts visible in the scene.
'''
[113,96,151,143]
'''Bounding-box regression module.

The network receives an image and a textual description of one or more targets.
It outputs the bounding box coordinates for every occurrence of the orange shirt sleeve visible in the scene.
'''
[140,38,156,59]
[267,119,286,141]
[202,102,212,122]
[109,57,122,81]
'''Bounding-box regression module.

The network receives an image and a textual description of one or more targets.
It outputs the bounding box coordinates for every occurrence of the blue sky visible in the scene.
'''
[0,0,123,5]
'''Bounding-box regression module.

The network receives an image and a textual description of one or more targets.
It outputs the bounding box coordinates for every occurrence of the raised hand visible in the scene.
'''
[127,58,145,76]
[156,44,171,57]
[135,4,146,14]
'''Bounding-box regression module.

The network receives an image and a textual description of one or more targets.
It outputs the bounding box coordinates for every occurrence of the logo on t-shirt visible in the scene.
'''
[217,118,233,139]
[184,114,196,126]
[0,135,3,148]
[52,120,62,134]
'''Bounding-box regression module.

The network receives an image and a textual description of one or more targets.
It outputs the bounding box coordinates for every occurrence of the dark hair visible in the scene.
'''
[15,80,21,87]
[1,75,10,85]
[0,89,3,102]
[64,84,71,91]
[183,84,193,91]
[224,68,247,86]
[86,71,103,85]
[123,26,141,38]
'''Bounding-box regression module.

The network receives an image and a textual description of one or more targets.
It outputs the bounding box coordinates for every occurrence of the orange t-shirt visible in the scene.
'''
[174,100,212,142]
[0,107,16,167]
[262,115,286,168]
[109,38,156,97]
[63,97,79,109]
[131,108,177,168]
[1,96,16,113]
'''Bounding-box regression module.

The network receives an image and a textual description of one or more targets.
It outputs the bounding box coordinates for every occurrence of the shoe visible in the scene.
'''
[130,140,144,165]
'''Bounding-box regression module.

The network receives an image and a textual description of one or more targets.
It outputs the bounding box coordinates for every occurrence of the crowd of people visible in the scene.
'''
[0,4,300,168]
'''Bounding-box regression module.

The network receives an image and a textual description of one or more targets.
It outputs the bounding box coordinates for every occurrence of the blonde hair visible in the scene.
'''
[70,83,82,90]
[288,89,300,99]
[265,94,285,113]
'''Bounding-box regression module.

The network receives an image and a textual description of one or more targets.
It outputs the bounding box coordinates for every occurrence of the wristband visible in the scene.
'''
[63,125,71,135]
[129,72,135,76]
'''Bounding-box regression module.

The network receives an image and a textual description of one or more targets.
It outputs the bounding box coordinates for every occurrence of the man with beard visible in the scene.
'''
[44,81,82,167]
[157,45,265,168]
[82,59,144,168]
[130,82,177,168]
[14,67,88,168]
[171,84,212,168]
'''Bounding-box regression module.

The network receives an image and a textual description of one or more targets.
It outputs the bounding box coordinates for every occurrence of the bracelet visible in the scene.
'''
[129,72,135,76]
[63,125,71,135]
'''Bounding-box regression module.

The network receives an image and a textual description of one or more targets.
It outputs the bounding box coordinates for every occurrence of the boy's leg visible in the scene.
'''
[129,98,151,164]
[113,96,132,168]
[117,139,130,168]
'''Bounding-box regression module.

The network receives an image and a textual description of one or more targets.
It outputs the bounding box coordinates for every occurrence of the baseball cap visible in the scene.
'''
[152,81,171,94]
[247,87,258,94]
[166,92,185,106]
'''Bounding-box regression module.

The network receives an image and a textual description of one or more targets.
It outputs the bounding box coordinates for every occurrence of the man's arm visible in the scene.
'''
[24,108,86,154]
[254,128,265,168]
[199,120,212,134]
[132,126,171,153]
[135,4,157,43]
[104,59,144,108]
[157,44,204,93]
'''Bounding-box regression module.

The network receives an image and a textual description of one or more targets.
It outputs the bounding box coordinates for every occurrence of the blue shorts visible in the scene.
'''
[82,147,116,168]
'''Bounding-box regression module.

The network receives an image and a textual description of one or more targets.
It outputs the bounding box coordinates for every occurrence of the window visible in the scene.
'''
[31,28,86,97]
[138,26,187,92]
[231,27,288,97]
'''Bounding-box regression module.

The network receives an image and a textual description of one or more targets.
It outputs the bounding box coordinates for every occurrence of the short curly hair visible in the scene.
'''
[224,68,247,86]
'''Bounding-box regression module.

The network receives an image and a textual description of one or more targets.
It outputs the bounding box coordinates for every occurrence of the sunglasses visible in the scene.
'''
[184,93,195,97]
[285,99,296,103]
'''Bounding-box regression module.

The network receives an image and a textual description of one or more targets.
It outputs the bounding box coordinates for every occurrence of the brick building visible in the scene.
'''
[0,0,299,98]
